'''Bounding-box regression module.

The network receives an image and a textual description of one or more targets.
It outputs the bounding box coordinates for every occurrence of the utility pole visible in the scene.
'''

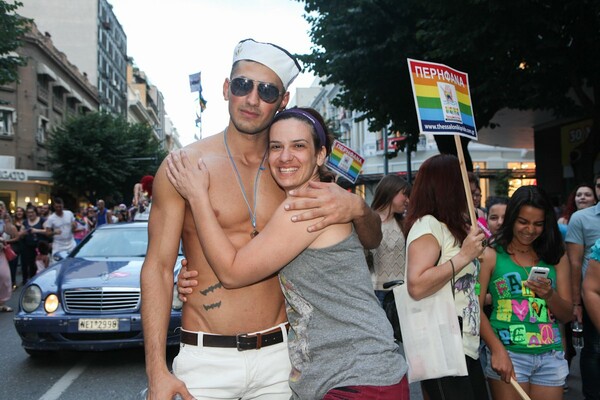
[383,126,389,175]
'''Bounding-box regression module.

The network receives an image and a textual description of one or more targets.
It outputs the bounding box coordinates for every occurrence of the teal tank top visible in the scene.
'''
[487,246,562,354]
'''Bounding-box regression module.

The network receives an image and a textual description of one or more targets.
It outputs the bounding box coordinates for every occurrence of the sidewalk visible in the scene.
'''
[565,351,583,400]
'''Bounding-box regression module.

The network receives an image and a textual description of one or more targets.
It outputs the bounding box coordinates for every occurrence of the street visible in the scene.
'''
[1,284,584,400]
[0,285,177,400]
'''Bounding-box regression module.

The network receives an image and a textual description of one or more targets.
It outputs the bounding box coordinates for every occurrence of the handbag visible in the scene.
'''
[394,217,468,383]
[394,282,467,383]
[4,243,17,261]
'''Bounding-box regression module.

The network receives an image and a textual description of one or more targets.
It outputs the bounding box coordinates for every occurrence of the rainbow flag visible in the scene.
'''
[326,140,364,183]
[407,58,477,140]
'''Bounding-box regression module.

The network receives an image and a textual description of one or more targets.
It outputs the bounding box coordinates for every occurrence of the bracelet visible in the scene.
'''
[449,258,455,276]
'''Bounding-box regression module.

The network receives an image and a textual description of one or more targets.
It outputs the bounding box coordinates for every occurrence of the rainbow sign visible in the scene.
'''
[407,58,478,140]
[326,140,364,183]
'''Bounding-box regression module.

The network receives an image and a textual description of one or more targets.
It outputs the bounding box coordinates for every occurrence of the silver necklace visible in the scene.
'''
[223,127,267,238]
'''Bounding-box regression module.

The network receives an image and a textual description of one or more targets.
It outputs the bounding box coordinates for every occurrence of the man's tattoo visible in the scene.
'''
[203,301,222,311]
[199,282,222,296]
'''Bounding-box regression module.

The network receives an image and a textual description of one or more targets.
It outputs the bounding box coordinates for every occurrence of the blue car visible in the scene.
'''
[13,221,183,357]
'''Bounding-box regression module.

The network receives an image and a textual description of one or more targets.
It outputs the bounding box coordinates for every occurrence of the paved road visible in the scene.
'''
[1,285,178,400]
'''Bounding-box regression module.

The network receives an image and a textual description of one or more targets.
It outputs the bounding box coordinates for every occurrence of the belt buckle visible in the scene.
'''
[236,333,251,351]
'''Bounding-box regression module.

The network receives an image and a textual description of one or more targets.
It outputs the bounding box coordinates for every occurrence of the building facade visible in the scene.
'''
[126,60,181,151]
[0,23,99,212]
[19,0,127,116]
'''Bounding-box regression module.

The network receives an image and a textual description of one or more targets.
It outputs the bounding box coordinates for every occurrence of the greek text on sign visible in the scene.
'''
[407,58,478,140]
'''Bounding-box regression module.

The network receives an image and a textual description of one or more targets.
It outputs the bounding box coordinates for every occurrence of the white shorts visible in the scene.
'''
[172,323,292,400]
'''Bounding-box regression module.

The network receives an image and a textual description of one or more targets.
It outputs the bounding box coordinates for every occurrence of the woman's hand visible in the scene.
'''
[177,259,199,303]
[490,347,516,383]
[525,277,554,300]
[166,150,209,201]
[456,226,486,264]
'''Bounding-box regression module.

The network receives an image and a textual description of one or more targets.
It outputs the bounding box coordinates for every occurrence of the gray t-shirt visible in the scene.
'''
[279,230,407,399]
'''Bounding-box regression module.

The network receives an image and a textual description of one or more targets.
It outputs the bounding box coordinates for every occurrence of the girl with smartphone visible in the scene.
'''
[478,185,573,400]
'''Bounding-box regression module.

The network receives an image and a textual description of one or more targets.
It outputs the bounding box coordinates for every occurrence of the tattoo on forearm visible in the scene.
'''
[199,282,222,296]
[203,301,221,311]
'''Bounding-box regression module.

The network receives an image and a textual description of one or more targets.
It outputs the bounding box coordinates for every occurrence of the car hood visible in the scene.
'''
[29,256,182,294]
[54,258,144,290]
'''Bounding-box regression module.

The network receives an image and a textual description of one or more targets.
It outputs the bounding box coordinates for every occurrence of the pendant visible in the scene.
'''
[250,229,259,238]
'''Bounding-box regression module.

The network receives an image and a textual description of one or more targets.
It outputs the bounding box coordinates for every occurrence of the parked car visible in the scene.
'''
[13,221,183,357]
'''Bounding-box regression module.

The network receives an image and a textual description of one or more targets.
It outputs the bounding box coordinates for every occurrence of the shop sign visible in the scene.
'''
[0,169,28,181]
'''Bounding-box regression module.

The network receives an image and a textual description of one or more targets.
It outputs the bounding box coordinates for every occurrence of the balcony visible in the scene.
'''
[37,85,49,104]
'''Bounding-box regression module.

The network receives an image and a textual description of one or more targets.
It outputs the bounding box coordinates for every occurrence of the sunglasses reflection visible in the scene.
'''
[230,77,282,103]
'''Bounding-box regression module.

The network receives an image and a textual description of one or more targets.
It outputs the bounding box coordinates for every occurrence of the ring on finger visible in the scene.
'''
[481,239,488,247]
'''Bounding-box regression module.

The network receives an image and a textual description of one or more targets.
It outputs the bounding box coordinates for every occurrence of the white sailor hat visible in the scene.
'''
[232,38,302,90]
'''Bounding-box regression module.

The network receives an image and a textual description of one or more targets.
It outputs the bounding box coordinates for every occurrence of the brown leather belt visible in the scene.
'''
[180,324,289,351]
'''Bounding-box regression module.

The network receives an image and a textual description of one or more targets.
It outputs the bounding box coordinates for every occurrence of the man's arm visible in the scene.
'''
[43,217,54,238]
[284,180,382,249]
[567,242,585,322]
[140,163,193,400]
[583,260,600,331]
[165,152,319,288]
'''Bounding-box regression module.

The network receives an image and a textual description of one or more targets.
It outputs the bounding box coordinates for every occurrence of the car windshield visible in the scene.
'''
[71,226,150,258]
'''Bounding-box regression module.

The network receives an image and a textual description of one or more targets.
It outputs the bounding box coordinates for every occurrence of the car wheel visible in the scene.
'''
[25,348,54,358]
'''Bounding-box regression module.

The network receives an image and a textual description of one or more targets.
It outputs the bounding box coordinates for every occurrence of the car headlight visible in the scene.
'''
[172,285,183,310]
[44,294,59,313]
[21,285,42,313]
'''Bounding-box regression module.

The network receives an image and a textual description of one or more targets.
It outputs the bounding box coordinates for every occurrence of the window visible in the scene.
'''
[0,108,16,137]
[36,116,49,144]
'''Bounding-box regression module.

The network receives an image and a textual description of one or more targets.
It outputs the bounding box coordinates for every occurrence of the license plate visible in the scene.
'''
[78,318,119,331]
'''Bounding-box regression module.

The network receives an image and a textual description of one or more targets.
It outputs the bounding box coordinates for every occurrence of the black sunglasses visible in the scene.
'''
[229,77,283,104]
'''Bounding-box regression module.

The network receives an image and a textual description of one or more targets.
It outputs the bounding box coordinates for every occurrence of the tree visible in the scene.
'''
[46,112,166,205]
[298,0,600,180]
[0,0,30,85]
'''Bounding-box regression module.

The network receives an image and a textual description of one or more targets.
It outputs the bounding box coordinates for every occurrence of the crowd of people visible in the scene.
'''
[152,38,600,400]
[0,179,154,314]
[1,35,597,400]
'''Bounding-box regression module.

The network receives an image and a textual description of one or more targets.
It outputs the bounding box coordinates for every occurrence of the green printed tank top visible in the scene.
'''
[487,246,562,354]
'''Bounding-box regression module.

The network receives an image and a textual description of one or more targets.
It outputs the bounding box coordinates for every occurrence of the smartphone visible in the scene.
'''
[528,266,550,282]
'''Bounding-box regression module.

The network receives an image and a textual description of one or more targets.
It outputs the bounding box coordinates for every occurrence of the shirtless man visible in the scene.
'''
[141,39,382,400]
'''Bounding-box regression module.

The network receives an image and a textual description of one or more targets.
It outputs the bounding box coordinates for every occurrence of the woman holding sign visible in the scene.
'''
[403,153,489,400]
[478,185,572,400]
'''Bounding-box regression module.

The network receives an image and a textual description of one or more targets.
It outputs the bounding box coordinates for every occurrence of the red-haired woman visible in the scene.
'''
[403,154,489,400]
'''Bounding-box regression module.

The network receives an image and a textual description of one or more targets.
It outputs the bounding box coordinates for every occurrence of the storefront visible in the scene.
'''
[0,168,53,213]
